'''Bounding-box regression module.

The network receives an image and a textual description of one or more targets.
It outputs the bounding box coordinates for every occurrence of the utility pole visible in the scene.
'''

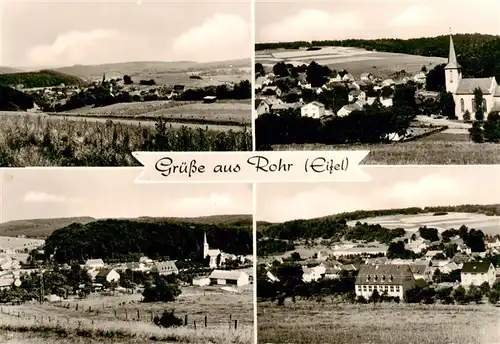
[39,267,44,304]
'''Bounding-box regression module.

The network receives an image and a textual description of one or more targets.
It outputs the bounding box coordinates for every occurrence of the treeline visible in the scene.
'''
[0,70,87,88]
[0,86,34,111]
[180,80,251,101]
[42,219,252,263]
[256,34,500,81]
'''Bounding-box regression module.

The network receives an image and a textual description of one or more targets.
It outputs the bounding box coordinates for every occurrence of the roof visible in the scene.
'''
[455,78,495,95]
[203,96,216,99]
[154,261,178,272]
[445,35,462,70]
[495,86,500,97]
[340,103,363,112]
[355,264,414,286]
[425,250,442,257]
[86,259,104,265]
[410,264,428,275]
[96,268,116,278]
[254,98,263,109]
[462,261,493,274]
[360,72,373,78]
[209,270,247,280]
[303,101,324,108]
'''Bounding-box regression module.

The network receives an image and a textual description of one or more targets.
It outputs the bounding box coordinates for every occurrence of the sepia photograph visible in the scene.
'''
[0,169,254,344]
[254,0,500,164]
[256,166,500,344]
[0,0,252,167]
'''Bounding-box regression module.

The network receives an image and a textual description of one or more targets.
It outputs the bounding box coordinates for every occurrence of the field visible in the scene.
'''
[255,46,446,78]
[0,113,251,166]
[0,236,45,252]
[258,300,500,344]
[272,141,500,165]
[65,100,252,126]
[0,285,253,344]
[52,59,251,86]
[346,212,500,236]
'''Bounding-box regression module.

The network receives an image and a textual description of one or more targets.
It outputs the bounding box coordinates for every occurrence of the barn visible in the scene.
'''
[203,95,217,103]
[208,270,250,286]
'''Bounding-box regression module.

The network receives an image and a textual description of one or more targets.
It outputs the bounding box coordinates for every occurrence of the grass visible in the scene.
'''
[258,300,500,344]
[0,286,253,344]
[271,141,500,165]
[66,100,252,126]
[0,114,251,166]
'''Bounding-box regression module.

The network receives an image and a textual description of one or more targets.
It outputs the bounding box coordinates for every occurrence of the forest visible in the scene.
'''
[42,218,253,263]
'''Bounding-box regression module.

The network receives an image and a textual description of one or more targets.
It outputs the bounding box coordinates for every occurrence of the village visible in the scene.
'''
[0,231,253,303]
[259,218,500,304]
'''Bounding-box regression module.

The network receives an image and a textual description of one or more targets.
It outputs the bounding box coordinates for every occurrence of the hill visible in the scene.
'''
[0,214,252,239]
[0,67,22,74]
[44,218,253,263]
[0,70,88,88]
[0,86,35,111]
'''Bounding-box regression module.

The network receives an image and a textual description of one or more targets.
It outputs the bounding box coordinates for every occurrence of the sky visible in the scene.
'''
[256,166,500,223]
[0,0,251,68]
[0,168,252,223]
[256,0,500,43]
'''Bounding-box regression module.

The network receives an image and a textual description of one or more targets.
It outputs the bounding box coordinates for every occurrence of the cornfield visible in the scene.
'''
[0,115,252,167]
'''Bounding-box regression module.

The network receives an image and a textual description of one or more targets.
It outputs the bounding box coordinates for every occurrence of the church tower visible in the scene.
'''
[203,231,209,259]
[444,34,462,94]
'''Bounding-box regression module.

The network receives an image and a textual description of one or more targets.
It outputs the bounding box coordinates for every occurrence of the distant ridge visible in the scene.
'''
[0,214,252,238]
[0,70,87,88]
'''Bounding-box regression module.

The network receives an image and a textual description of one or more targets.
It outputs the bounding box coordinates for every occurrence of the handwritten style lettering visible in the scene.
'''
[155,157,206,178]
[305,157,349,174]
[246,156,294,172]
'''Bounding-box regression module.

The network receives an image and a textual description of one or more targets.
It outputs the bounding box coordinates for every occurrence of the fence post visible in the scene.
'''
[234,320,237,330]
[76,304,79,311]
[125,309,128,321]
[151,312,154,322]
[184,314,188,326]
[194,320,196,329]
[114,309,117,318]
[137,309,140,321]
[204,315,207,327]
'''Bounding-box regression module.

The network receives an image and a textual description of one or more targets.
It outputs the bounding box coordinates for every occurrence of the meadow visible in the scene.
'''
[0,236,45,252]
[0,286,253,344]
[258,300,500,344]
[255,46,446,78]
[272,141,500,165]
[0,114,251,167]
[65,100,252,126]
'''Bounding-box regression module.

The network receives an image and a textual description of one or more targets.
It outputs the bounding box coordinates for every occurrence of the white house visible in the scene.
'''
[208,270,250,287]
[486,237,500,250]
[261,86,282,97]
[193,277,211,287]
[342,73,355,82]
[85,259,105,270]
[95,268,120,284]
[445,34,500,121]
[152,261,178,276]
[460,261,496,287]
[301,101,325,119]
[413,72,427,84]
[355,264,416,300]
[360,73,375,83]
[348,90,366,102]
[380,97,393,107]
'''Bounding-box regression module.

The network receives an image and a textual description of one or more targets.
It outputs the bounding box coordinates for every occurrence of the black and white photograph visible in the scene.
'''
[0,169,254,344]
[0,0,252,167]
[254,0,500,164]
[256,166,500,344]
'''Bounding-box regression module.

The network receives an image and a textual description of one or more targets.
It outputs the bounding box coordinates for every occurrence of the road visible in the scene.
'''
[0,111,246,132]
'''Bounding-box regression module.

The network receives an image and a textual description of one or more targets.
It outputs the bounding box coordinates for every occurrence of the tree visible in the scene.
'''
[452,285,467,304]
[255,63,266,77]
[469,121,484,142]
[290,252,301,261]
[466,285,483,304]
[463,110,472,123]
[153,310,183,328]
[369,289,380,304]
[483,111,500,143]
[426,64,446,92]
[473,88,485,121]
[488,290,500,304]
[480,281,491,295]
[142,277,181,302]
[216,253,222,268]
[439,91,456,119]
[123,75,133,85]
[435,287,453,304]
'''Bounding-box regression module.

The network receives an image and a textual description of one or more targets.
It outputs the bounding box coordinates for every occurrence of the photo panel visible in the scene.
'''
[0,168,254,343]
[0,0,252,167]
[254,0,500,165]
[256,166,500,344]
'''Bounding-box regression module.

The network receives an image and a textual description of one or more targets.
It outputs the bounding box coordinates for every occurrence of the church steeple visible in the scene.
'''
[203,231,209,258]
[445,33,461,70]
[444,32,462,94]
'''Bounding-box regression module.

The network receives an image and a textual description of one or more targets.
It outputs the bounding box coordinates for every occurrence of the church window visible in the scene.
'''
[460,99,465,112]
[483,100,487,113]
[449,70,453,83]
[472,99,476,110]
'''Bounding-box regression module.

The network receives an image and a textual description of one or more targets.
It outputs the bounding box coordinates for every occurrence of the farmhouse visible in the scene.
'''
[255,98,283,116]
[208,270,250,286]
[85,259,105,270]
[151,261,178,276]
[445,34,500,120]
[301,101,325,118]
[460,261,496,287]
[95,268,120,284]
[355,264,416,300]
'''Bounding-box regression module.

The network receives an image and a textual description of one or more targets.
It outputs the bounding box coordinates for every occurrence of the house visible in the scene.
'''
[266,270,279,282]
[337,102,363,117]
[413,72,427,84]
[193,277,211,287]
[126,262,149,272]
[342,73,355,82]
[410,263,432,281]
[203,96,217,103]
[317,251,332,261]
[380,97,393,107]
[461,261,496,287]
[301,101,325,119]
[445,34,500,121]
[139,256,153,264]
[152,261,178,276]
[425,251,443,260]
[486,237,500,249]
[208,270,250,286]
[255,98,284,116]
[382,79,396,87]
[255,76,269,90]
[355,264,416,300]
[95,268,120,284]
[360,73,375,82]
[348,90,366,102]
[261,86,282,97]
[85,259,105,270]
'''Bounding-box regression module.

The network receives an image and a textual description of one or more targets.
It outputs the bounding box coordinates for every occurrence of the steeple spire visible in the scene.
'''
[445,31,461,70]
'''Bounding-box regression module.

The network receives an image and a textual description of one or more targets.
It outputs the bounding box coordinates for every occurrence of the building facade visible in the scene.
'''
[460,261,496,287]
[355,264,416,300]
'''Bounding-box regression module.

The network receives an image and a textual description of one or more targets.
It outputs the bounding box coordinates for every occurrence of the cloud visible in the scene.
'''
[166,192,247,217]
[388,6,434,27]
[24,29,158,67]
[172,13,250,62]
[23,192,77,203]
[259,9,362,42]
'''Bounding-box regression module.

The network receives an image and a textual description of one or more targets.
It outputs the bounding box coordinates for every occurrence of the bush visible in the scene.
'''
[153,310,184,328]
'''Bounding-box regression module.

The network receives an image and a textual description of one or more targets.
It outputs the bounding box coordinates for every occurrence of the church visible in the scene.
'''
[203,232,229,268]
[445,34,500,120]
